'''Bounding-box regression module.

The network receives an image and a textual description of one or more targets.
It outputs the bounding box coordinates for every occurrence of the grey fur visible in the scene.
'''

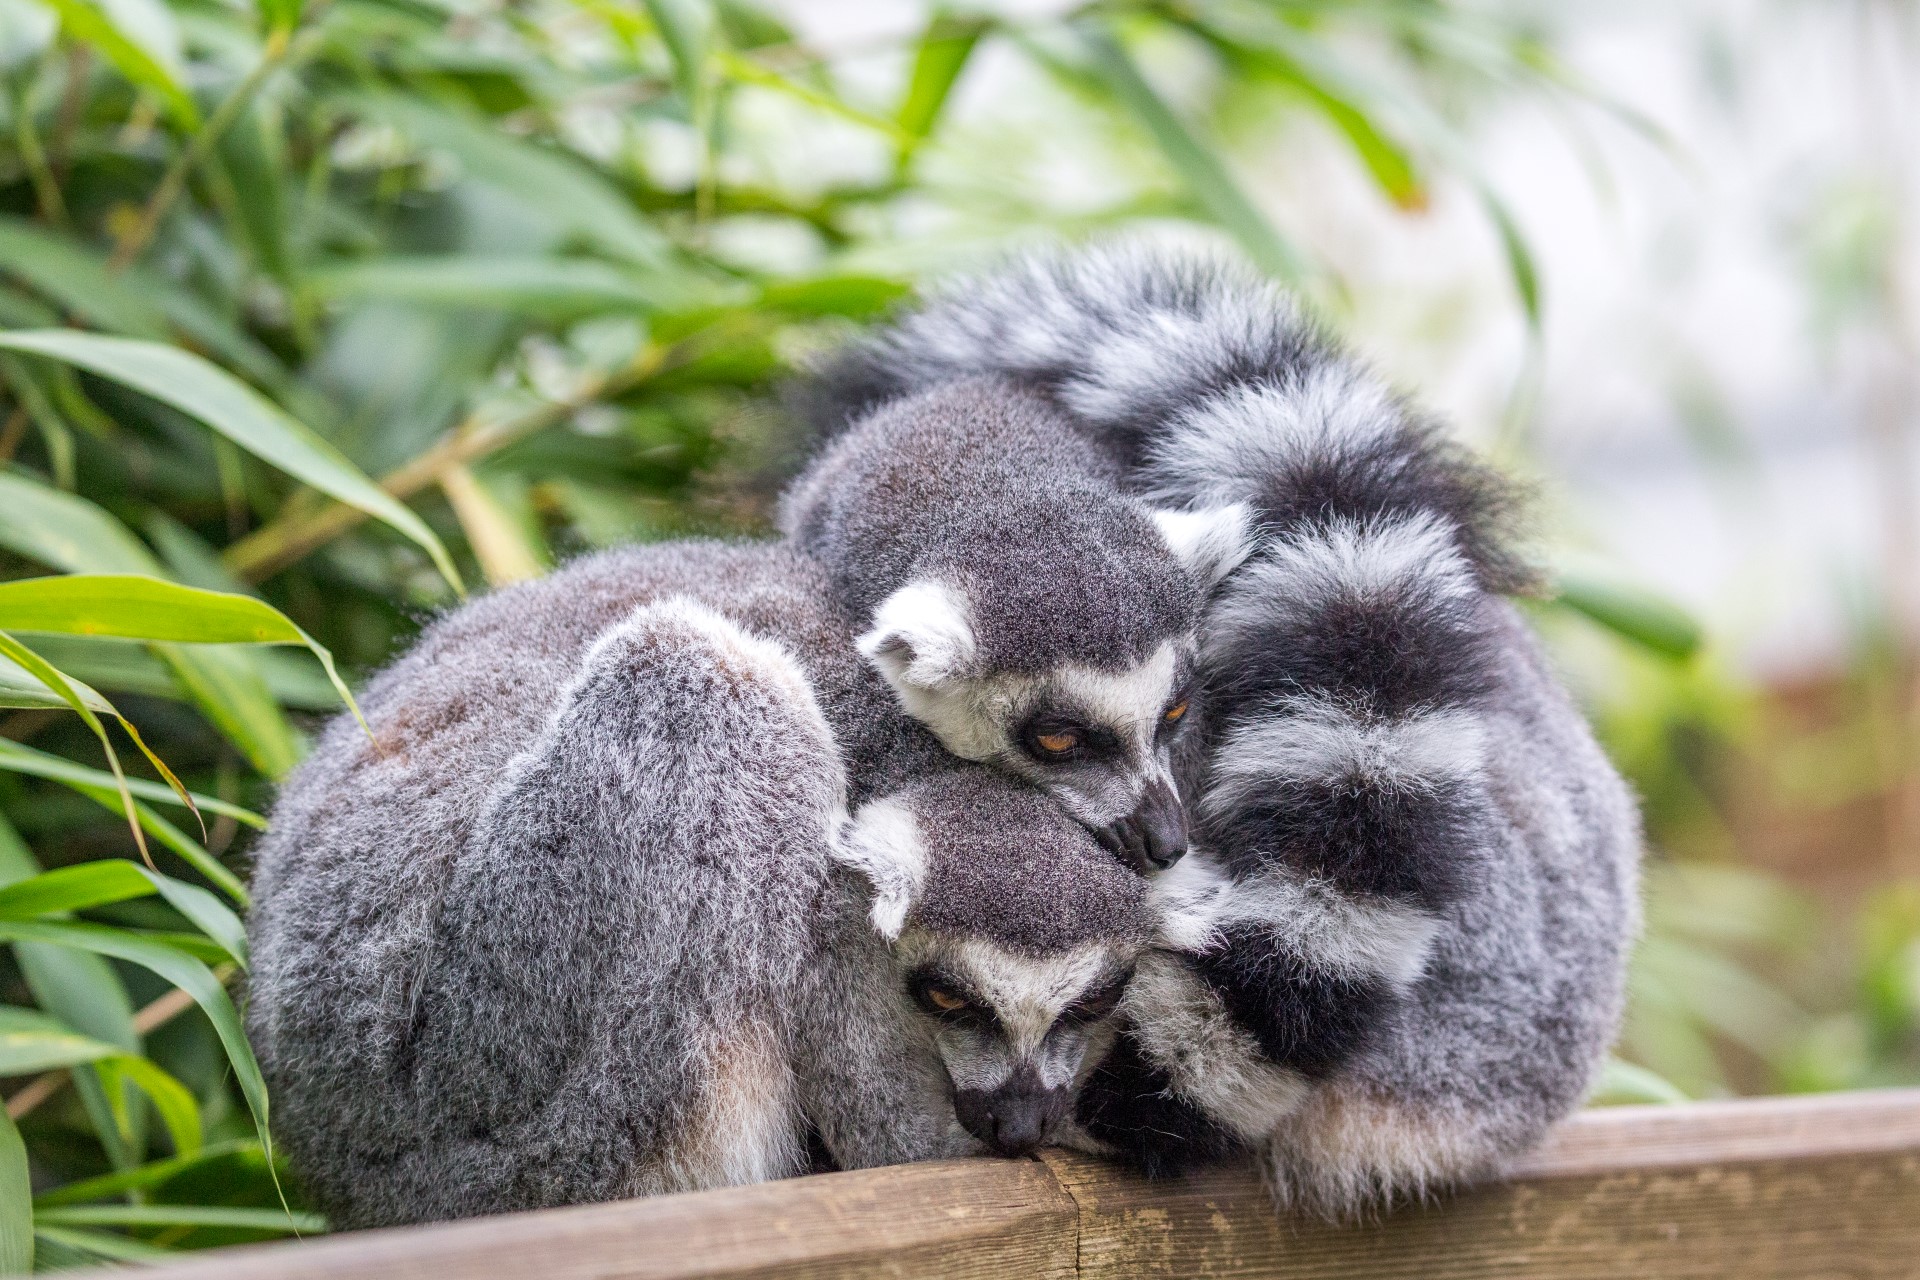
[782,376,1194,675]
[796,239,1642,1213]
[246,542,1150,1228]
[782,364,1251,868]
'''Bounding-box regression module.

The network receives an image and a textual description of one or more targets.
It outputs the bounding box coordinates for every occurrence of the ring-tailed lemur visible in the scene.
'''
[246,546,1154,1228]
[781,375,1250,872]
[790,241,1644,1213]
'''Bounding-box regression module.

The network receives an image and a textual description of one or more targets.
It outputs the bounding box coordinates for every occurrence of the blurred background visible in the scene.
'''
[0,0,1916,1264]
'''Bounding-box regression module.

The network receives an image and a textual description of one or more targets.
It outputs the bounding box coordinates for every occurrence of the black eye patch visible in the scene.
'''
[1156,682,1199,741]
[1018,711,1123,764]
[906,967,997,1030]
[1060,970,1133,1025]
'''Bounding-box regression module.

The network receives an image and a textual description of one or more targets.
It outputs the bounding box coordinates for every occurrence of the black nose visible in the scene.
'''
[953,1079,1069,1156]
[1097,778,1188,873]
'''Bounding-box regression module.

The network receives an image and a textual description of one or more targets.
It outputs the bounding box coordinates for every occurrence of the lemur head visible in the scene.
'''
[834,770,1154,1156]
[857,502,1249,873]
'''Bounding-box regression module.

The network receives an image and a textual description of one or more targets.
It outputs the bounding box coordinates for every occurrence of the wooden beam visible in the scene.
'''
[79,1091,1920,1280]
[1045,1089,1920,1279]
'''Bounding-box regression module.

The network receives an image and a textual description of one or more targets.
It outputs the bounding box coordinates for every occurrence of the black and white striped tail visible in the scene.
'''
[803,242,1536,1206]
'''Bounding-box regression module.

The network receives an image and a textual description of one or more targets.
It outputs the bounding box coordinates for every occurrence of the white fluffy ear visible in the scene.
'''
[856,580,977,690]
[831,797,927,941]
[1152,502,1254,588]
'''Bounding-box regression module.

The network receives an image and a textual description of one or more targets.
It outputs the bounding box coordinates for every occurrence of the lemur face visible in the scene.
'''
[896,934,1136,1156]
[831,770,1156,1156]
[858,575,1223,873]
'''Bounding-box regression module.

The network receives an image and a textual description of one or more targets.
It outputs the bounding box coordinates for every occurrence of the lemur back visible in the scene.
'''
[246,543,1153,1227]
[793,241,1643,1213]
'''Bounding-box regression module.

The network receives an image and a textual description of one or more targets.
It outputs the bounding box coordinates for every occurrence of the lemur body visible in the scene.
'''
[781,376,1249,870]
[246,542,1151,1228]
[792,243,1643,1211]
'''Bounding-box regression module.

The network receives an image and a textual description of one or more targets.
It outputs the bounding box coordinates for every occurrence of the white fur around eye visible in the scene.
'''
[857,580,978,689]
[831,796,927,940]
[1150,502,1254,588]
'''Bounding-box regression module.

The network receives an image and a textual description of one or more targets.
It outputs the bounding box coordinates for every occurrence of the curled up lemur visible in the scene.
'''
[246,544,1158,1228]
[791,241,1643,1212]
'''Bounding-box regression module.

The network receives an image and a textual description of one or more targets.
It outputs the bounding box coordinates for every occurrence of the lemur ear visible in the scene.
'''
[1151,502,1254,588]
[856,580,977,689]
[831,797,928,941]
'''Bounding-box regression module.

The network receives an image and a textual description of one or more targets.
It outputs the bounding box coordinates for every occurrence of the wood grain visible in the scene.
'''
[63,1091,1920,1280]
[1043,1089,1920,1280]
[141,1158,1076,1280]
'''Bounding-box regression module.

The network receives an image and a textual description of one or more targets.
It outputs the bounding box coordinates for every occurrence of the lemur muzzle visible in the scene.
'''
[1099,776,1188,873]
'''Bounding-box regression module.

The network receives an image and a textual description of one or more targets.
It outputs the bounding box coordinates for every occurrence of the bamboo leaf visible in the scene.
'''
[32,1224,177,1265]
[1183,8,1427,210]
[0,571,311,646]
[1588,1056,1690,1106]
[895,11,988,168]
[349,93,670,268]
[0,651,115,713]
[715,51,908,145]
[36,1203,323,1232]
[0,920,268,1140]
[0,860,245,964]
[0,332,463,591]
[644,0,715,123]
[33,0,199,130]
[0,573,363,727]
[1553,567,1703,660]
[23,634,343,712]
[0,477,307,777]
[23,770,248,904]
[257,0,301,35]
[0,861,154,918]
[0,1005,119,1073]
[0,469,156,575]
[0,1106,28,1276]
[32,1139,257,1206]
[1473,179,1542,329]
[0,739,264,829]
[0,817,142,1169]
[0,218,287,382]
[95,1054,202,1159]
[154,642,305,779]
[0,631,150,864]
[0,219,167,337]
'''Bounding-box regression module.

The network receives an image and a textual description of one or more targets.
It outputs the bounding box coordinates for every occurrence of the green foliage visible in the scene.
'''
[0,0,1703,1260]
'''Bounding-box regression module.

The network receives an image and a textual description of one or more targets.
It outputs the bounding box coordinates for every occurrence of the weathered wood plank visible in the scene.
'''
[67,1091,1920,1280]
[1042,1089,1920,1279]
[148,1158,1077,1280]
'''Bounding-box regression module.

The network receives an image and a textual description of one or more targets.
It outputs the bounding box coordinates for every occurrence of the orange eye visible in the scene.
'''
[1035,730,1081,755]
[927,986,968,1012]
[1163,700,1190,724]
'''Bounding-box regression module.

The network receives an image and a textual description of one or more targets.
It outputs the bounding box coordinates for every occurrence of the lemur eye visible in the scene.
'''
[926,986,968,1013]
[1163,699,1189,724]
[1035,729,1081,755]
